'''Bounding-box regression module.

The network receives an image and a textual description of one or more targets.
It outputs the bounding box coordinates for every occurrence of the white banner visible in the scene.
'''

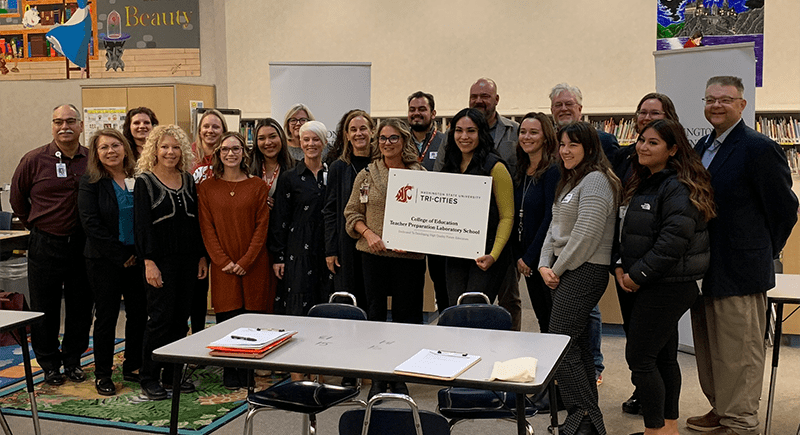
[269,62,371,141]
[654,42,756,146]
[382,169,492,259]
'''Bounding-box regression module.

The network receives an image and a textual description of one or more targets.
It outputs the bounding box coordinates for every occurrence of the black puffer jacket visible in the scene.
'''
[617,169,710,285]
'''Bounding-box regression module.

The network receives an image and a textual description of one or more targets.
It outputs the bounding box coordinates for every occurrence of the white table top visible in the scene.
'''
[154,313,570,394]
[0,311,44,333]
[768,274,800,303]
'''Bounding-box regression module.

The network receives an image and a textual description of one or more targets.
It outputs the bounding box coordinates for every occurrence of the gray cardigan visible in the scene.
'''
[538,171,616,276]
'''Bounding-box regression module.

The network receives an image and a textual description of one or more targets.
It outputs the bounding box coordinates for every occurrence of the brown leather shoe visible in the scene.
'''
[687,410,722,432]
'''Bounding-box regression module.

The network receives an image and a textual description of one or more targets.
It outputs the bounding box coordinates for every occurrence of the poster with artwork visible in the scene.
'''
[657,0,764,86]
[83,107,127,142]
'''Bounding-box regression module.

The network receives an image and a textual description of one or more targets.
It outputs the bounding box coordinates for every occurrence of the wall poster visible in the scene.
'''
[657,0,764,86]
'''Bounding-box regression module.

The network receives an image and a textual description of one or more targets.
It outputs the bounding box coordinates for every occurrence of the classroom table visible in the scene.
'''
[0,311,43,435]
[153,313,571,435]
[0,231,29,254]
[765,274,800,435]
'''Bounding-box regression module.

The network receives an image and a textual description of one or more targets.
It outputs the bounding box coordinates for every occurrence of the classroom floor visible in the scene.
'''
[5,283,800,435]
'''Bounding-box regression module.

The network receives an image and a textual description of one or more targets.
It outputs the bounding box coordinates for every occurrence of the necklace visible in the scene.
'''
[225,179,239,196]
[518,174,536,242]
[262,162,280,192]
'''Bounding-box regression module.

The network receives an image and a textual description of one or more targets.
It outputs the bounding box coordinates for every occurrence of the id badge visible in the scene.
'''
[56,163,67,178]
[561,193,573,203]
[124,178,136,191]
[359,182,369,203]
[429,151,438,160]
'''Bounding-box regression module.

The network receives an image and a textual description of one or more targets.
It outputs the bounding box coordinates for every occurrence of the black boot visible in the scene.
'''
[575,414,599,435]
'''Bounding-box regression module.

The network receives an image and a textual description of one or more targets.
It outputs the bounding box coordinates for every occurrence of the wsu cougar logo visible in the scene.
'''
[396,184,413,203]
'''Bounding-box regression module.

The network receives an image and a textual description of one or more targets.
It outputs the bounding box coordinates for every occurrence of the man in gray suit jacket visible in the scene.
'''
[688,76,798,435]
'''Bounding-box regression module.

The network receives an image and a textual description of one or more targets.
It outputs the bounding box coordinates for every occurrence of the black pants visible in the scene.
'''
[140,255,196,385]
[524,272,552,333]
[86,253,147,379]
[27,227,93,371]
[361,253,425,324]
[190,275,209,334]
[427,254,450,313]
[445,247,511,306]
[626,280,698,429]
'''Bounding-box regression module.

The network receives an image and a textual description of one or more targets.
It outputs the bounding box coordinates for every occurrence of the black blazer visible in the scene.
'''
[694,120,798,297]
[78,175,133,266]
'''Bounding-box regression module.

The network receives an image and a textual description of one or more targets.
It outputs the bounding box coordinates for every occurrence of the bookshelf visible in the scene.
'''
[0,0,97,62]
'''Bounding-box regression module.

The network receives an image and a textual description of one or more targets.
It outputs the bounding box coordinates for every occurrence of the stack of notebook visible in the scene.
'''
[207,327,297,358]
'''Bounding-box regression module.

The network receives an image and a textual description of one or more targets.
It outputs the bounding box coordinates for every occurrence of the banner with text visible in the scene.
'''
[382,169,492,259]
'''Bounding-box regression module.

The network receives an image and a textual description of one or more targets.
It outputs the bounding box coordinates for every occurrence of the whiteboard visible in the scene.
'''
[269,62,371,141]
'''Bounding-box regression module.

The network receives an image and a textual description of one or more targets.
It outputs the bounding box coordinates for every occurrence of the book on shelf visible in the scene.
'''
[207,327,298,359]
[591,117,637,145]
[756,116,800,145]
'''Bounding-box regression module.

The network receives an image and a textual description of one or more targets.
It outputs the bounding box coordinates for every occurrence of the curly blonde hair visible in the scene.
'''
[136,125,195,174]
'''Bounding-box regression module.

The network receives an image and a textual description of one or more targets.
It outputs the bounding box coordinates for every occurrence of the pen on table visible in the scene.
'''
[231,335,257,341]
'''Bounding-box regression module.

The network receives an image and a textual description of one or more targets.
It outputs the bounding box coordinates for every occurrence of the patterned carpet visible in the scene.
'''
[0,342,282,434]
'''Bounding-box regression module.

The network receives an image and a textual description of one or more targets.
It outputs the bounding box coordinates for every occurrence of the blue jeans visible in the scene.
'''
[589,304,604,376]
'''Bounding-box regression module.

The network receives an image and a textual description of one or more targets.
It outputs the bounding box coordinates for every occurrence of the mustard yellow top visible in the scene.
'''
[490,162,514,260]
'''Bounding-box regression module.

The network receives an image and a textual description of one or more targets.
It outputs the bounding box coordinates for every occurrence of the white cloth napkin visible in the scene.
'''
[488,357,538,382]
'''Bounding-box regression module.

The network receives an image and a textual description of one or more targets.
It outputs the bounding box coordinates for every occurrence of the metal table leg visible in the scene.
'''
[549,381,560,434]
[16,325,40,435]
[169,363,182,435]
[764,302,783,435]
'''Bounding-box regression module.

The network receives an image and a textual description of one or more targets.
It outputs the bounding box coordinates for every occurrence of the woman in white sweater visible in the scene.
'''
[538,121,621,435]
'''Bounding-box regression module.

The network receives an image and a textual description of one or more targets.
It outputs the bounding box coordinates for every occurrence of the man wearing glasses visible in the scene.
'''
[549,82,620,161]
[688,76,798,435]
[10,104,93,386]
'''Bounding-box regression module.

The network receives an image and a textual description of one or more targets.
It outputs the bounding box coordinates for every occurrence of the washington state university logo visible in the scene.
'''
[396,184,413,203]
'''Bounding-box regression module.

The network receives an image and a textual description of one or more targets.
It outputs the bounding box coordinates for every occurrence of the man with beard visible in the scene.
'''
[407,91,445,171]
[406,91,450,313]
[434,78,519,174]
[10,104,93,386]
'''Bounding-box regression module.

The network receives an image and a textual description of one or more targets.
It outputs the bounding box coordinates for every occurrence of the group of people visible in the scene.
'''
[9,74,797,435]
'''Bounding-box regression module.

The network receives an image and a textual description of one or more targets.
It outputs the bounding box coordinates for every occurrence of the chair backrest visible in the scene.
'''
[0,211,11,231]
[329,291,358,305]
[456,291,490,305]
[339,394,450,435]
[437,304,512,331]
[307,303,368,321]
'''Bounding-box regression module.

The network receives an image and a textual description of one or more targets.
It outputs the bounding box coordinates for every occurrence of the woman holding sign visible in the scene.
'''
[538,121,620,435]
[344,118,425,398]
[440,108,515,308]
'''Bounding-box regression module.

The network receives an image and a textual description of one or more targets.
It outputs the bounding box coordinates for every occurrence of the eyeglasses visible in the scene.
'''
[703,96,742,106]
[552,101,577,109]
[637,110,665,118]
[53,118,79,126]
[288,117,309,126]
[219,146,243,155]
[98,143,124,152]
[378,135,401,144]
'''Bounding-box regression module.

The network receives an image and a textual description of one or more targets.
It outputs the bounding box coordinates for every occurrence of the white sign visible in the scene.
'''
[382,169,492,259]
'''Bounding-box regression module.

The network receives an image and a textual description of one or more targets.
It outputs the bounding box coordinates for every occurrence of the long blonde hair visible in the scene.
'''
[136,125,195,174]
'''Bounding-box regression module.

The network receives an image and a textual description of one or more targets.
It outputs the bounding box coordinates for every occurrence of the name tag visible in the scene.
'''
[641,203,651,210]
[56,163,67,178]
[561,193,573,203]
[124,178,136,191]
[429,151,437,160]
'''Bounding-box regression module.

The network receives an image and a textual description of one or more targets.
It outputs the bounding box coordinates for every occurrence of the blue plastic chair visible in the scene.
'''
[339,393,450,435]
[243,292,368,435]
[436,292,536,434]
